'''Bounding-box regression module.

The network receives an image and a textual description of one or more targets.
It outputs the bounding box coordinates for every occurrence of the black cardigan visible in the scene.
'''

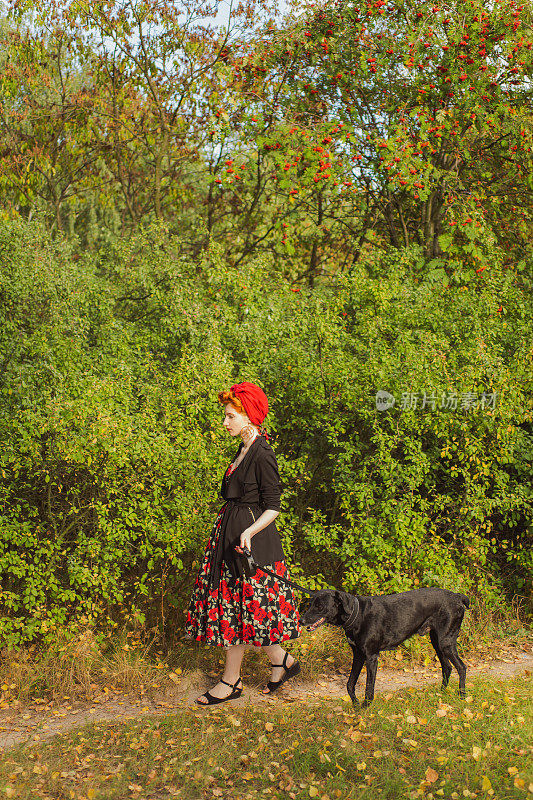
[213,435,285,584]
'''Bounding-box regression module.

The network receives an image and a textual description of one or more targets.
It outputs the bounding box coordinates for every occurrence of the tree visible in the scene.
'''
[220,0,533,280]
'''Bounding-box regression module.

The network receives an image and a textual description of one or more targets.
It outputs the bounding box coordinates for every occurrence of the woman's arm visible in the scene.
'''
[235,509,279,554]
[236,446,282,553]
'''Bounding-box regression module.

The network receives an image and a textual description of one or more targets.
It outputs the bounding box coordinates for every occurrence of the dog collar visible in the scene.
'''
[342,603,359,629]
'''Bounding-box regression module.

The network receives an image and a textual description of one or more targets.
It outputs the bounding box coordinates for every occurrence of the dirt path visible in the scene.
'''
[0,648,531,752]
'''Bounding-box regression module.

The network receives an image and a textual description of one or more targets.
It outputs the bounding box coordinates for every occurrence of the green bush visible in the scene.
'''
[0,219,531,648]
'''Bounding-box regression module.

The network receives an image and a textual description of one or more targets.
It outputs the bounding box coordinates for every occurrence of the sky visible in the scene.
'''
[212,0,290,31]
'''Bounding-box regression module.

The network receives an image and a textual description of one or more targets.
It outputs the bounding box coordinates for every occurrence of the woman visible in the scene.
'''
[185,381,301,705]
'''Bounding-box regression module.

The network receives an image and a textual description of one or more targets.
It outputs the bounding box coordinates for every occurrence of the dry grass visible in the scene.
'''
[0,627,162,704]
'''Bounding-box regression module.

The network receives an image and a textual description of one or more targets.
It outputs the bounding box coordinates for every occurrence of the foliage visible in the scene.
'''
[0,217,531,647]
[220,0,533,277]
[0,0,531,279]
[0,218,233,646]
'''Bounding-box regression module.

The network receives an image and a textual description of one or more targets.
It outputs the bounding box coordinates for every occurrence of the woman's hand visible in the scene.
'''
[235,510,279,555]
[235,528,253,554]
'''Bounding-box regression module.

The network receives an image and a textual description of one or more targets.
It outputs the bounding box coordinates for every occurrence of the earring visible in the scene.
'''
[240,424,256,444]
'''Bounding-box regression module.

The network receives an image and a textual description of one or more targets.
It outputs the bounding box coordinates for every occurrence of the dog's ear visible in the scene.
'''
[338,591,359,623]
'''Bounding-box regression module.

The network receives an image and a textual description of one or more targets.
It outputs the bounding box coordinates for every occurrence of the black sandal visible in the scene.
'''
[262,652,301,695]
[196,676,243,706]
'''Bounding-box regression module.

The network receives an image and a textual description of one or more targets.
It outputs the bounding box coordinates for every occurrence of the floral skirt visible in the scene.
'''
[184,506,301,647]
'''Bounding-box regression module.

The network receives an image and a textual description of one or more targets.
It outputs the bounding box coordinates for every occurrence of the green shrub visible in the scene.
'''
[0,219,531,648]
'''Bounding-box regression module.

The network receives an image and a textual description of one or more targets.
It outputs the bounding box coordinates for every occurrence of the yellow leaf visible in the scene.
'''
[425,767,439,783]
[228,715,241,727]
[513,777,525,789]
[87,790,97,800]
[242,772,254,781]
[481,776,492,791]
[350,730,362,742]
[508,767,518,776]
[356,762,366,770]
[406,715,416,724]
[265,722,274,732]
[472,746,483,761]
[309,788,319,797]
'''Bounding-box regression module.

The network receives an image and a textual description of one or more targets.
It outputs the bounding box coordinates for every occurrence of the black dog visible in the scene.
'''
[300,587,469,705]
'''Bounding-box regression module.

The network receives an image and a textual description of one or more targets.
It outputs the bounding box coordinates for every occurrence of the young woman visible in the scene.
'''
[185,381,301,705]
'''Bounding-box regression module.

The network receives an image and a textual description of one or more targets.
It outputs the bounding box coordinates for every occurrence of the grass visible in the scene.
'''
[0,674,531,799]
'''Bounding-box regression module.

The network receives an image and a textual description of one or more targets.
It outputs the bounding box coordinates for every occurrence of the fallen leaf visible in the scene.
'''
[309,788,319,797]
[481,776,492,791]
[265,722,274,732]
[425,767,438,783]
[472,746,483,761]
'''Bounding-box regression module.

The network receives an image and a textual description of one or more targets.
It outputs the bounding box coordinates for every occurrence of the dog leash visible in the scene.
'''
[241,547,317,597]
[240,548,360,629]
[241,547,359,628]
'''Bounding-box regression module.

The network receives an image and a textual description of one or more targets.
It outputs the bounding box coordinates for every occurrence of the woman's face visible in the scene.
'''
[223,403,250,436]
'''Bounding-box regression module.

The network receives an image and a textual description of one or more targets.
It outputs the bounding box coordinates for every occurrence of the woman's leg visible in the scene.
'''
[261,643,296,694]
[196,643,247,703]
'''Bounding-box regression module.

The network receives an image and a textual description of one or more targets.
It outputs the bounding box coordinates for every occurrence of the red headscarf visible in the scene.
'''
[230,381,269,425]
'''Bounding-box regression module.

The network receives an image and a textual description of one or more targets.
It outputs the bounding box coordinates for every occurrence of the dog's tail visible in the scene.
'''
[459,594,470,610]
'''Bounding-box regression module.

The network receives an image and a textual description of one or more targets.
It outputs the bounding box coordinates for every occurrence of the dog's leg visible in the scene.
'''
[347,646,365,705]
[441,642,467,698]
[430,629,452,689]
[362,654,378,706]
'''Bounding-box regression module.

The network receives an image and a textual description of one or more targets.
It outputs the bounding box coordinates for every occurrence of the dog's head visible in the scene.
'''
[300,590,359,631]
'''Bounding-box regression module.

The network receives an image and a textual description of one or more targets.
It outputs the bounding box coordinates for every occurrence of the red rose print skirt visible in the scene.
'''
[185,506,301,647]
